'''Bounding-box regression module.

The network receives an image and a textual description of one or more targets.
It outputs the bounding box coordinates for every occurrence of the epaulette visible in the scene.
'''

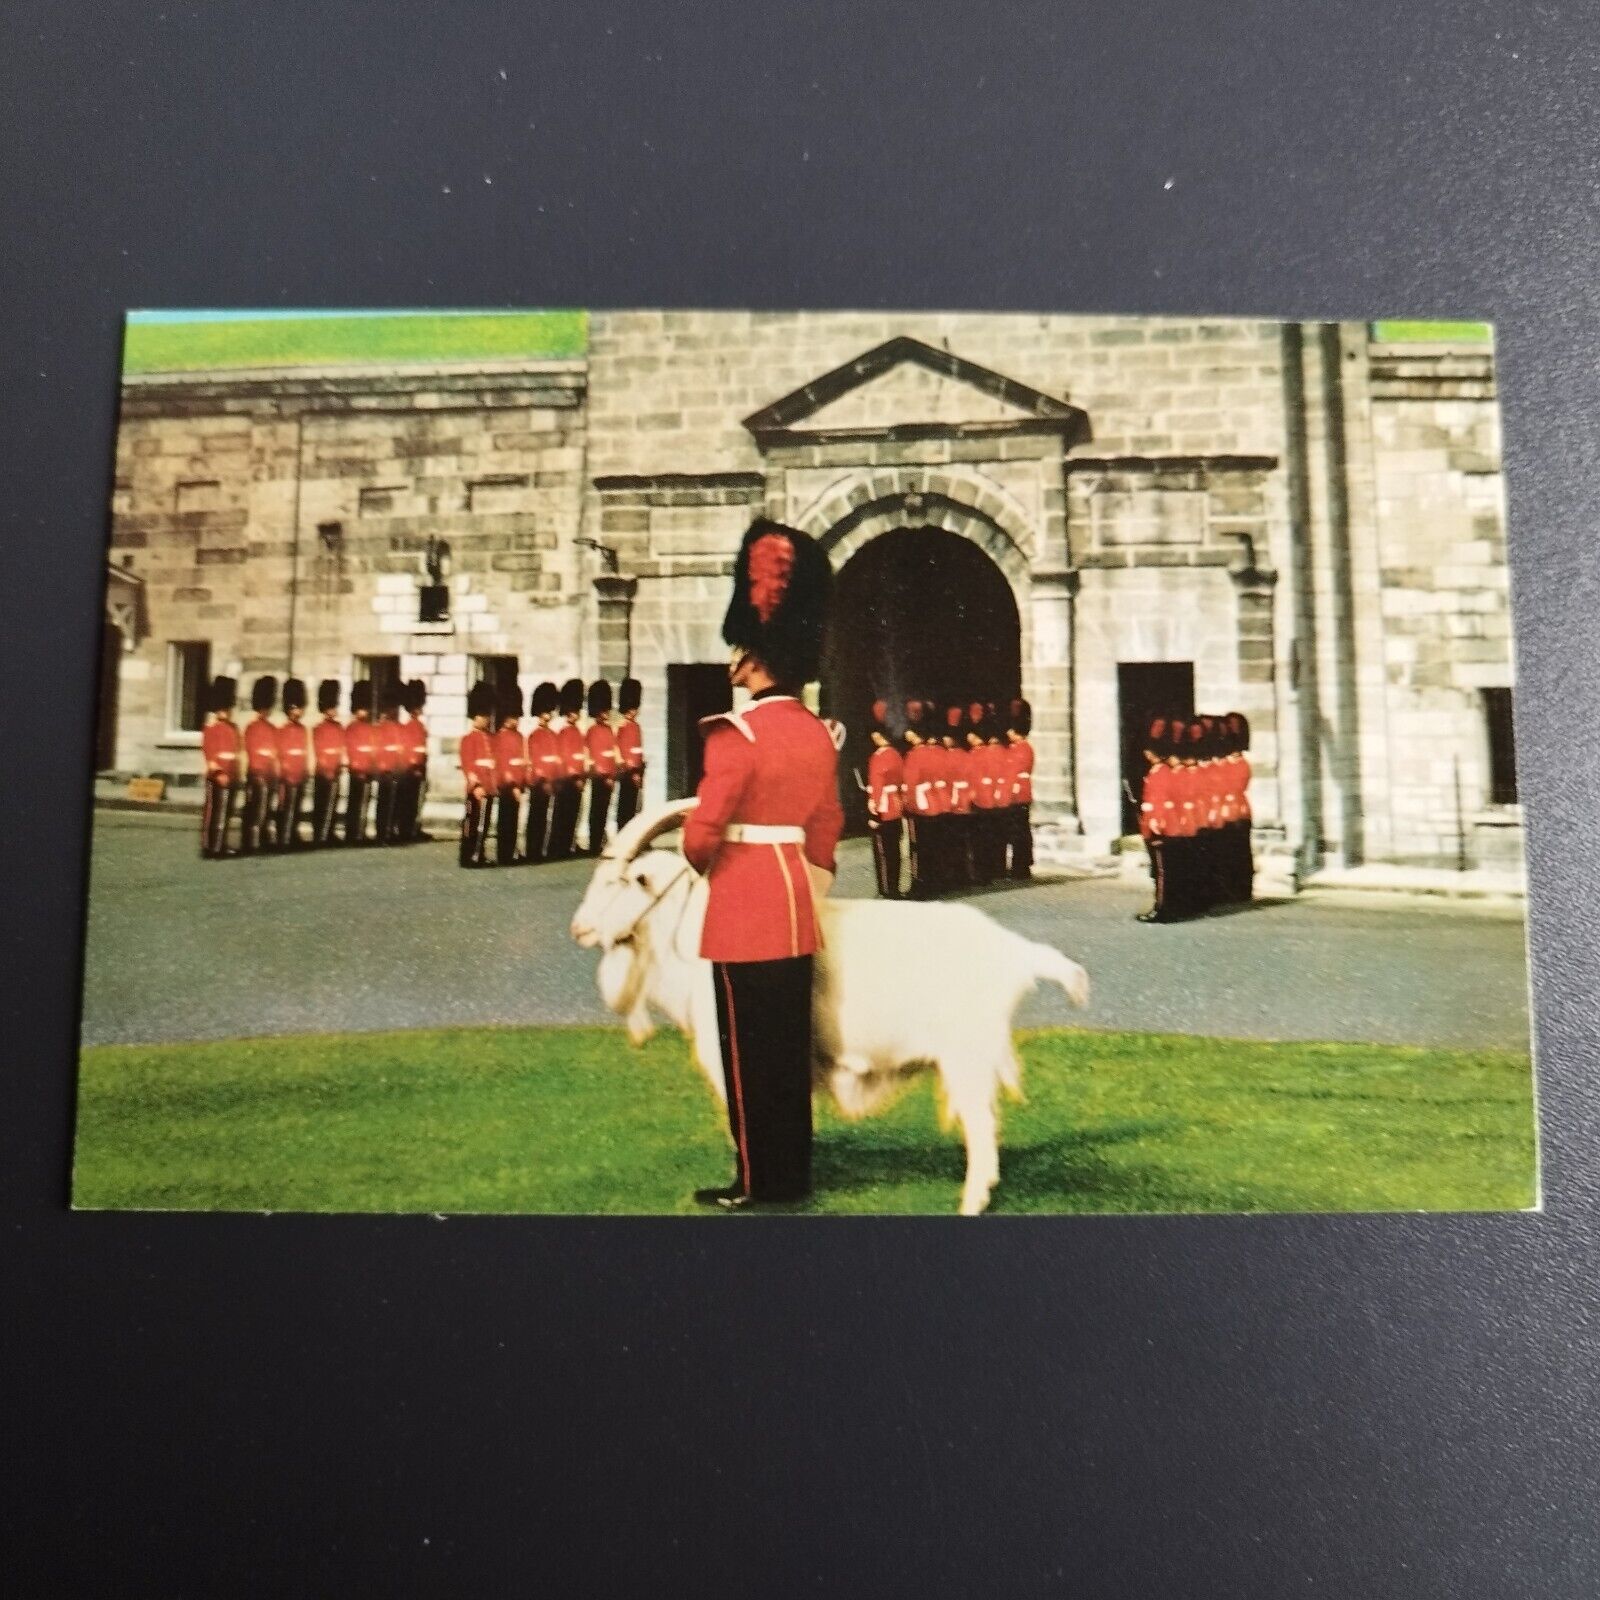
[697,709,755,742]
[821,717,847,752]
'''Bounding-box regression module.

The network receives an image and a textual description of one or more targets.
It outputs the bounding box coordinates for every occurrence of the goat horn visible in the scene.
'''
[604,796,698,863]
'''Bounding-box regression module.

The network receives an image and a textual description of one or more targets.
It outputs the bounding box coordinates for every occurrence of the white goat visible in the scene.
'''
[570,801,1090,1215]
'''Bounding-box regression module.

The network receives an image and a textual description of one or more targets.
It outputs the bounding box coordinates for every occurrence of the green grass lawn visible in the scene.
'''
[122,311,587,373]
[72,1026,1536,1216]
[1371,319,1492,343]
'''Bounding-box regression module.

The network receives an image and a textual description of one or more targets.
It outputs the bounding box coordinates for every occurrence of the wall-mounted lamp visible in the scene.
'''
[576,536,620,574]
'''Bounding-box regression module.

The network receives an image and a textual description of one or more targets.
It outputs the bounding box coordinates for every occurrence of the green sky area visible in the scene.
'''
[119,310,1489,374]
[121,311,588,373]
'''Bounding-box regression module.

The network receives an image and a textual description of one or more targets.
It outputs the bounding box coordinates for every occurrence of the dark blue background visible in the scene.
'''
[6,4,1598,1593]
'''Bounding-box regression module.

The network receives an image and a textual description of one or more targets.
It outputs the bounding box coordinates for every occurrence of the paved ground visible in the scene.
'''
[80,811,1532,1051]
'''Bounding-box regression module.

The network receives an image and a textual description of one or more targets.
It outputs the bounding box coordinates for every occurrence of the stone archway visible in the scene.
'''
[820,525,1022,835]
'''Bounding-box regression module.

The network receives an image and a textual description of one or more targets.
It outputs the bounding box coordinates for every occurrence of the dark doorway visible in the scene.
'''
[821,526,1021,835]
[666,663,732,799]
[96,620,122,773]
[1117,661,1194,835]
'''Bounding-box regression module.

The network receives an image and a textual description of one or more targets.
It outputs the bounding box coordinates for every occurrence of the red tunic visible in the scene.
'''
[202,719,241,785]
[902,742,943,816]
[616,717,644,772]
[947,745,974,814]
[683,695,844,963]
[866,744,905,823]
[1235,756,1253,823]
[375,717,408,777]
[459,727,497,795]
[526,724,562,788]
[585,719,621,778]
[402,715,428,773]
[276,720,311,784]
[494,725,530,789]
[313,717,345,780]
[244,715,280,780]
[556,721,588,779]
[1139,763,1176,840]
[972,743,1005,809]
[345,718,379,779]
[1004,738,1035,805]
[1168,765,1200,838]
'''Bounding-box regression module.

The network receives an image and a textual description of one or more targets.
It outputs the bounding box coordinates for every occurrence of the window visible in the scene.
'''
[1482,688,1518,806]
[355,655,402,706]
[174,480,222,515]
[471,655,520,698]
[167,641,211,734]
[358,485,409,516]
[466,474,529,513]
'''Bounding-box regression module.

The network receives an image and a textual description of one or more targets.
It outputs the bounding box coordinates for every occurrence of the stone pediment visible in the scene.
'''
[742,336,1090,450]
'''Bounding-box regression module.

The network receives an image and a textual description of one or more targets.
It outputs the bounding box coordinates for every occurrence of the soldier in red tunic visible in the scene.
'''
[1164,717,1202,918]
[1222,711,1254,904]
[614,677,646,831]
[583,679,620,856]
[343,679,378,846]
[493,683,530,866]
[523,680,561,864]
[239,675,280,855]
[458,679,498,868]
[944,704,976,889]
[310,679,345,847]
[865,697,906,899]
[901,700,941,899]
[967,708,998,886]
[1002,697,1035,881]
[373,683,408,846]
[546,678,588,860]
[683,520,841,1209]
[398,679,430,843]
[1136,715,1179,923]
[274,677,312,850]
[199,674,241,860]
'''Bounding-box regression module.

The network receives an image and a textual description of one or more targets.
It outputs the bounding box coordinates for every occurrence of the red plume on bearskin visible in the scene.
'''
[722,518,831,686]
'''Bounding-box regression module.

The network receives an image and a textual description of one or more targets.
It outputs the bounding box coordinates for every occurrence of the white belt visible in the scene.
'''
[724,824,805,845]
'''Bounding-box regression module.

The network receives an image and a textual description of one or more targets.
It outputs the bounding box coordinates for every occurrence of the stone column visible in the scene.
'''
[592,573,638,682]
[1028,567,1082,855]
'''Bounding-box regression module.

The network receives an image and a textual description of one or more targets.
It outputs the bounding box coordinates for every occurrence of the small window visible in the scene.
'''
[1482,688,1517,806]
[359,485,408,517]
[355,655,402,707]
[167,641,211,733]
[471,655,520,698]
[419,585,450,624]
[466,474,529,513]
[174,480,222,515]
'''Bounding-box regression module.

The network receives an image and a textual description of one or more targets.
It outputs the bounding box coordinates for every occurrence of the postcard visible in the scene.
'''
[75,308,1534,1214]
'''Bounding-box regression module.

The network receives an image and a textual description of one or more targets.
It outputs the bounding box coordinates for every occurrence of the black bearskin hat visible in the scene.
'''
[531,680,559,718]
[586,679,613,718]
[721,519,831,687]
[558,677,584,718]
[497,682,524,723]
[871,696,906,743]
[1146,715,1172,757]
[208,675,237,715]
[941,705,963,743]
[316,678,340,715]
[378,681,402,717]
[403,678,427,716]
[1225,710,1251,752]
[619,677,642,714]
[282,677,307,713]
[466,680,497,721]
[1008,697,1032,737]
[350,679,374,717]
[250,675,278,714]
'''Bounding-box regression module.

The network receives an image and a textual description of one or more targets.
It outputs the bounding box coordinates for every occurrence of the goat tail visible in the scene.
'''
[1029,942,1091,1010]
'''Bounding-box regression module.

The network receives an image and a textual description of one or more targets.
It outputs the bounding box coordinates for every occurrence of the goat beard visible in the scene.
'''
[597,943,654,1043]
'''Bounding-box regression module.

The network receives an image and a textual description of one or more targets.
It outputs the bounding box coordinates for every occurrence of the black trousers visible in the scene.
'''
[586,775,614,855]
[712,956,814,1202]
[495,786,522,865]
[276,781,306,849]
[905,815,926,897]
[615,770,642,831]
[1146,835,1172,918]
[240,775,275,854]
[200,778,236,858]
[547,779,582,859]
[460,790,493,866]
[973,809,1001,882]
[869,818,902,898]
[1007,804,1034,879]
[311,774,342,846]
[524,783,551,863]
[344,775,373,845]
[375,776,401,845]
[395,771,424,842]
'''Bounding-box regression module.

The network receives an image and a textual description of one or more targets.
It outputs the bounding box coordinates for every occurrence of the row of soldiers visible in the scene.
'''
[198,674,429,858]
[456,676,645,868]
[1135,711,1254,923]
[863,696,1035,899]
